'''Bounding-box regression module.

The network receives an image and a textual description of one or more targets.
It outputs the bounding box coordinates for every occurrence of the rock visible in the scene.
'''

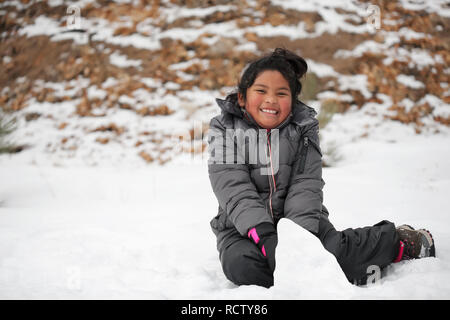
[113,24,137,36]
[139,150,154,163]
[95,137,110,144]
[91,123,125,135]
[25,112,41,121]
[76,88,92,116]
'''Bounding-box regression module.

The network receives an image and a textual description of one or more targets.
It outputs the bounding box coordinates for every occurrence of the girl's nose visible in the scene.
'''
[265,94,276,104]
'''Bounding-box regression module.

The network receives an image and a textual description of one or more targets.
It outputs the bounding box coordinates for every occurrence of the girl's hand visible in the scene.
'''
[248,223,278,273]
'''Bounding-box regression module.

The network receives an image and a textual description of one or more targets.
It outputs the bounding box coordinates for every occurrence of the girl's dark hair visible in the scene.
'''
[226,48,308,105]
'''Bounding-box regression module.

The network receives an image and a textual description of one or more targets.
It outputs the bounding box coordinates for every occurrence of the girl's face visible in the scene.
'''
[238,70,292,129]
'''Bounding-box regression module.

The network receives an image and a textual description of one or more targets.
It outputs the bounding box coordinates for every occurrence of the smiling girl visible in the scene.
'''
[207,48,435,288]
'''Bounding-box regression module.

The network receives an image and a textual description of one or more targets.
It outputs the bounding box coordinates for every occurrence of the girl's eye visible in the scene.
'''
[256,89,265,93]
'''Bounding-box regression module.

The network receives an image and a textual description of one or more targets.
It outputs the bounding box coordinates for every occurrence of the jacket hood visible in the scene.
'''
[215,98,318,129]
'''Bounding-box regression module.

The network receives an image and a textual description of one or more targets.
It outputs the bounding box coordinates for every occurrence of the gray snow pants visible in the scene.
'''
[217,213,400,288]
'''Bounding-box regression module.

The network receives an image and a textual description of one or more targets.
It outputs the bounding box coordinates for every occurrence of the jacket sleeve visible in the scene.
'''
[283,122,325,234]
[207,117,273,236]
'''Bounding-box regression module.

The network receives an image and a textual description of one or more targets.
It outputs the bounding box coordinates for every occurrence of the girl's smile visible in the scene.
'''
[238,70,292,129]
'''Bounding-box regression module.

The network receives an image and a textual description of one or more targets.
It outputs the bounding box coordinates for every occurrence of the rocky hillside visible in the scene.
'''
[0,0,449,166]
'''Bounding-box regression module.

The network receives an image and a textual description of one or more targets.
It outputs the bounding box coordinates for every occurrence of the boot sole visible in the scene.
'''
[417,229,436,258]
[397,225,436,258]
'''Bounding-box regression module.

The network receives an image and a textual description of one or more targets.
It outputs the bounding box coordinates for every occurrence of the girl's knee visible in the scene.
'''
[220,240,274,288]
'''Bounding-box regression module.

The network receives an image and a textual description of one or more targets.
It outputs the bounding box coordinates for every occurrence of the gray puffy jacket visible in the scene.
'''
[208,98,327,248]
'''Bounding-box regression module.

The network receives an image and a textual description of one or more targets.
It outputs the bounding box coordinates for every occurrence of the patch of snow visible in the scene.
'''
[235,42,258,52]
[109,52,142,68]
[87,86,108,100]
[140,78,162,89]
[398,27,430,40]
[339,74,372,99]
[317,91,353,102]
[398,0,450,17]
[396,74,425,89]
[164,82,181,91]
[1,123,449,298]
[418,95,450,119]
[306,60,339,78]
[3,56,12,64]
[102,77,119,89]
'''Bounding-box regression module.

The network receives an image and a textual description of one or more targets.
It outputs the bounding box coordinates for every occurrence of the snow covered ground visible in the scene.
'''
[1,107,449,299]
[1,0,449,300]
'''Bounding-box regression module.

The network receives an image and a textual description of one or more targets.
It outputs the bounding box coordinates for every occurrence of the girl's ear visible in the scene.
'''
[237,93,245,107]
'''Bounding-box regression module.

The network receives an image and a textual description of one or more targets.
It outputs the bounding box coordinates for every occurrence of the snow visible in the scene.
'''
[18,16,61,37]
[109,52,142,68]
[398,0,450,17]
[2,0,450,300]
[274,0,450,19]
[396,74,425,89]
[416,94,450,119]
[169,59,206,71]
[162,21,245,43]
[1,104,450,299]
[140,77,162,89]
[306,60,339,78]
[11,0,444,67]
[3,56,12,64]
[87,86,108,100]
[93,25,162,51]
[339,74,372,99]
[334,29,442,73]
[397,27,430,40]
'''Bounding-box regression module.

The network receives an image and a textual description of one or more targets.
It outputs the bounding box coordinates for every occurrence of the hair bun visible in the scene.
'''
[271,48,307,79]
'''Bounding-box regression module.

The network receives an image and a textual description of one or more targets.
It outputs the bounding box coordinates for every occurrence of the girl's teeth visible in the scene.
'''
[261,109,277,114]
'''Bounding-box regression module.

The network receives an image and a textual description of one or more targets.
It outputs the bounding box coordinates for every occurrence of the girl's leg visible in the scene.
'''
[313,214,400,285]
[218,228,274,288]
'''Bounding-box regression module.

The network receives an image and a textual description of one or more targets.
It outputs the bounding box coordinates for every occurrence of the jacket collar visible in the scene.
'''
[215,98,318,129]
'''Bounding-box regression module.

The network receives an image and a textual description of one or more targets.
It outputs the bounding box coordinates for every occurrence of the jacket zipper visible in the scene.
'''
[266,129,277,219]
[242,110,288,219]
[297,135,322,175]
[298,136,309,174]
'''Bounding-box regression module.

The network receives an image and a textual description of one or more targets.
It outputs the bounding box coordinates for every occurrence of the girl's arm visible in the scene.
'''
[283,122,325,233]
[207,117,273,236]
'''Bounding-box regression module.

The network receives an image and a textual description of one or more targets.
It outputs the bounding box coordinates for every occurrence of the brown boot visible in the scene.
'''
[395,224,436,261]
